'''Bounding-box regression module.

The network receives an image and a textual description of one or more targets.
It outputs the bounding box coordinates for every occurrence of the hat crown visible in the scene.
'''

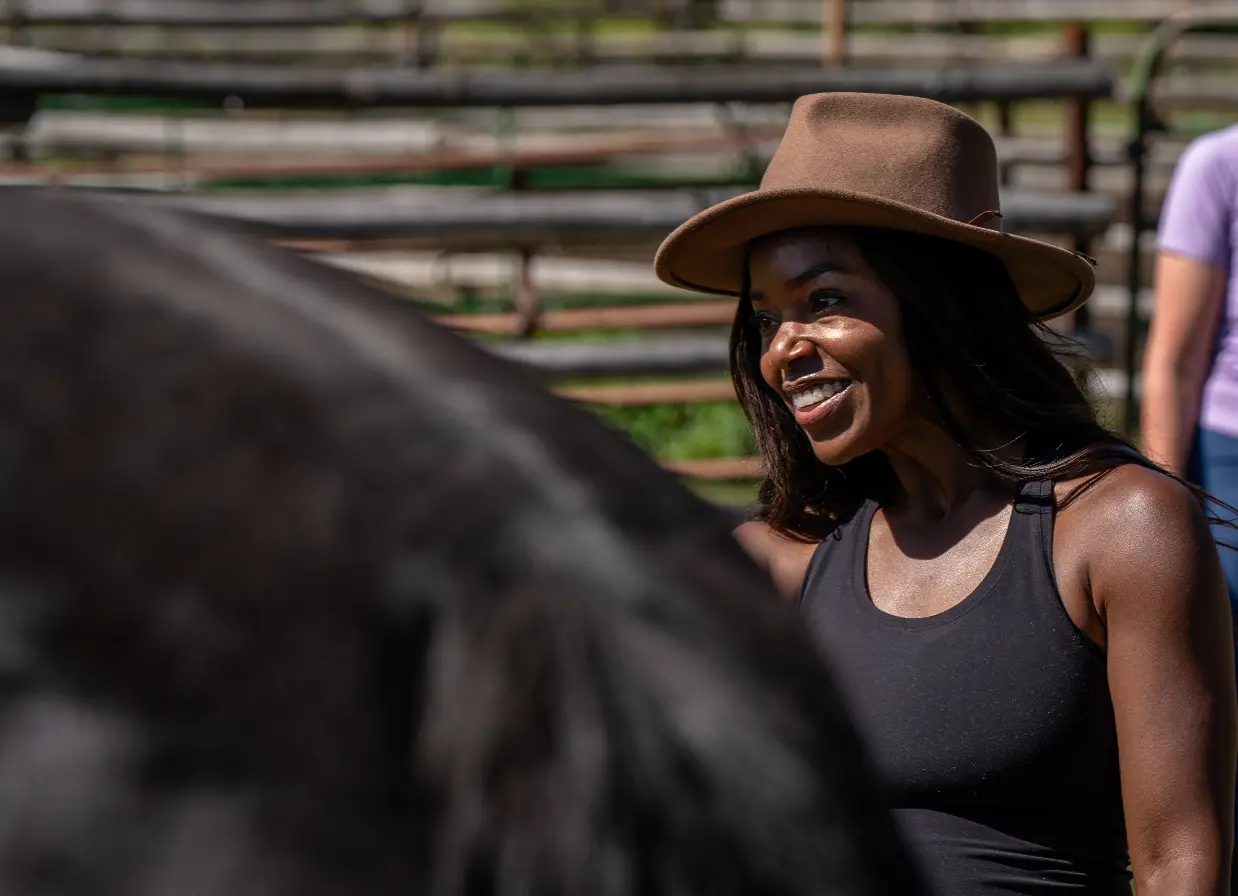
[761,92,1001,227]
[652,91,1094,320]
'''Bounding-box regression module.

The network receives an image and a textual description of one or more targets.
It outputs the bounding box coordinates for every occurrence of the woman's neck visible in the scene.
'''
[881,418,1021,520]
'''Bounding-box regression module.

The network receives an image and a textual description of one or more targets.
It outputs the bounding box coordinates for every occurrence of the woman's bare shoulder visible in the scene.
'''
[1054,462,1220,612]
[1055,462,1206,532]
[734,521,820,603]
[734,520,815,562]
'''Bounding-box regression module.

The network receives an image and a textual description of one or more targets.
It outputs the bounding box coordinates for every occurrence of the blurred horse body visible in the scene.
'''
[0,190,923,896]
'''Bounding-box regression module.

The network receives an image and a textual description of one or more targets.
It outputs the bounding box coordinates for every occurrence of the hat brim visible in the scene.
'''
[653,187,1095,321]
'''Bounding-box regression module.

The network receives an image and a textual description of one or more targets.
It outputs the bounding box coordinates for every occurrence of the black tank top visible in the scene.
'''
[800,480,1130,895]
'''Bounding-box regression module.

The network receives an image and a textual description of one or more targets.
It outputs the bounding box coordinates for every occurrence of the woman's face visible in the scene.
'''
[748,228,916,466]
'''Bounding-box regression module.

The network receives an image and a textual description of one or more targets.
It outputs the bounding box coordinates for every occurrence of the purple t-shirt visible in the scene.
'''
[1157,125,1238,438]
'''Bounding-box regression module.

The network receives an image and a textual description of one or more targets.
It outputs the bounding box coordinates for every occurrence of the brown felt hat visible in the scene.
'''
[654,92,1095,320]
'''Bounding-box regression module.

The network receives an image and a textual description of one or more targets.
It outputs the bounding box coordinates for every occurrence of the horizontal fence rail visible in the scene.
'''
[556,378,738,406]
[491,335,730,379]
[0,0,616,26]
[437,300,737,335]
[9,25,1238,72]
[0,0,1195,28]
[28,187,1113,246]
[487,330,1116,383]
[1,126,1164,173]
[0,0,416,26]
[720,0,1194,25]
[0,50,1116,108]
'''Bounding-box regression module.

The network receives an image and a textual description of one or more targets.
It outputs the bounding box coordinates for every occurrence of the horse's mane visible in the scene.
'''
[0,189,924,896]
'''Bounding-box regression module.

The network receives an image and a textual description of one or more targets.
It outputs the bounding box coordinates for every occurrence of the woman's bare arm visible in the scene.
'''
[1141,252,1227,477]
[1085,466,1236,895]
[1141,132,1233,478]
[734,521,818,603]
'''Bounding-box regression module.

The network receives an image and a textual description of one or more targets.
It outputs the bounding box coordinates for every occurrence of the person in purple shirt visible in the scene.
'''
[1142,124,1238,868]
[1144,127,1238,576]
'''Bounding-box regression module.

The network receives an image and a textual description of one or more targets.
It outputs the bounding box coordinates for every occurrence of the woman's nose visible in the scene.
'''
[769,324,824,380]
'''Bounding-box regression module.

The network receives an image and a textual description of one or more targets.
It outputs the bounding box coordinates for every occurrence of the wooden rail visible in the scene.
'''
[489,334,729,379]
[437,299,737,335]
[486,330,1113,382]
[0,51,1115,110]
[660,456,761,480]
[0,131,782,184]
[5,0,1189,30]
[0,132,1195,187]
[12,26,1238,69]
[556,378,737,406]
[720,0,1191,25]
[0,0,627,27]
[1,0,417,26]
[91,187,1115,246]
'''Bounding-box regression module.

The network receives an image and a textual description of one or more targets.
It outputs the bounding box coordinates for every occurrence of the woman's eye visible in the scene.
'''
[753,312,780,334]
[808,290,844,314]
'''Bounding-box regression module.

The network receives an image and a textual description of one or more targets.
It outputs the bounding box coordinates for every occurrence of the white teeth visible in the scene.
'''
[790,381,849,409]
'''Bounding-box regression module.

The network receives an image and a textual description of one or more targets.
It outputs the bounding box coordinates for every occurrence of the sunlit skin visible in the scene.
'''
[748,228,1020,520]
[745,227,1082,626]
[738,227,1237,896]
[749,228,916,469]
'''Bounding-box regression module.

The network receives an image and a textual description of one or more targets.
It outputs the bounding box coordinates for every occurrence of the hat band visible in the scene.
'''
[967,209,1004,232]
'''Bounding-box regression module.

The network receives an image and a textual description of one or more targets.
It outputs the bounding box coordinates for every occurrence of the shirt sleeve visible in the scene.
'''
[1157,134,1233,270]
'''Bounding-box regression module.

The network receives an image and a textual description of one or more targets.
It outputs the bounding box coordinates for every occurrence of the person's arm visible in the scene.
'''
[1141,254,1227,476]
[1089,466,1237,895]
[733,521,816,603]
[1140,136,1233,477]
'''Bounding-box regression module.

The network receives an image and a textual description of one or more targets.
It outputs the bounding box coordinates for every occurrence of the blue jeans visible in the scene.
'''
[1187,427,1238,616]
[1186,426,1238,845]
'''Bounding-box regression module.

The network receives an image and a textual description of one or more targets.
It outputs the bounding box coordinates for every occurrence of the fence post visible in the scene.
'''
[514,248,543,337]
[996,101,1013,185]
[1062,21,1094,336]
[824,0,847,67]
[8,0,28,47]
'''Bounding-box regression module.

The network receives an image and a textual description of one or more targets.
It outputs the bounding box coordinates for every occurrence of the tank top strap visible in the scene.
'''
[1012,478,1056,575]
[1017,477,1055,506]
[796,499,879,611]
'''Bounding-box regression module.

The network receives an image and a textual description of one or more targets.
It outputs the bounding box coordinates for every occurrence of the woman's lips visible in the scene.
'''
[790,382,852,427]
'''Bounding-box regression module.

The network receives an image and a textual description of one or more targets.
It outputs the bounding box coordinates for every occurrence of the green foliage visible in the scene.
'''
[585,401,760,507]
[589,401,754,461]
[688,478,760,508]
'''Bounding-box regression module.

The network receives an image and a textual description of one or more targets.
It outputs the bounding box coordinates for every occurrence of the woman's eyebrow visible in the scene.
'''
[748,260,843,302]
[786,261,842,290]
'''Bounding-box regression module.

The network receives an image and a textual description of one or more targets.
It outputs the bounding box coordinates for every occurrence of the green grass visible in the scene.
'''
[589,401,754,461]
[687,478,760,508]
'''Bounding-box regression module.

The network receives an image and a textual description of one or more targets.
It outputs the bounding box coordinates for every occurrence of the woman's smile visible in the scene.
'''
[747,227,911,466]
[785,377,853,426]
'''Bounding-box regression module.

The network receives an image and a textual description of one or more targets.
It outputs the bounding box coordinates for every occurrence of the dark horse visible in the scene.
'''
[0,189,923,896]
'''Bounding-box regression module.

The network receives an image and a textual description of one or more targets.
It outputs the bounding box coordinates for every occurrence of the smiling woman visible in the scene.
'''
[732,225,1112,542]
[655,92,1238,896]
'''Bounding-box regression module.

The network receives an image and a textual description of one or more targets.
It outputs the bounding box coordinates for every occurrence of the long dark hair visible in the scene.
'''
[731,226,1229,543]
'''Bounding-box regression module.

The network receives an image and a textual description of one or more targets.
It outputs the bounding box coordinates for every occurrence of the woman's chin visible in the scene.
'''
[808,435,865,467]
[802,413,868,466]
